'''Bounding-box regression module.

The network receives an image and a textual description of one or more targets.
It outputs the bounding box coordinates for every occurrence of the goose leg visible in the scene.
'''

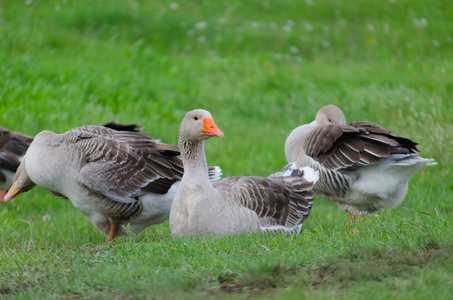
[0,190,5,202]
[107,222,119,242]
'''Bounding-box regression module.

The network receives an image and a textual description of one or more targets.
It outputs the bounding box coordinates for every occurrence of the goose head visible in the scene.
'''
[3,161,36,202]
[179,109,224,142]
[315,104,346,126]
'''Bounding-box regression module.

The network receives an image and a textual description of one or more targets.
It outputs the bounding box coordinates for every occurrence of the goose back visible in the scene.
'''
[213,174,314,232]
[304,122,419,172]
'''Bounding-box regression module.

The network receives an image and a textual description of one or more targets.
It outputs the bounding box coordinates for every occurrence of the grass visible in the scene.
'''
[0,0,452,298]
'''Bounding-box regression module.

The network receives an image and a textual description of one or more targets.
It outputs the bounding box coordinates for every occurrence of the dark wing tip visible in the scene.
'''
[102,121,144,133]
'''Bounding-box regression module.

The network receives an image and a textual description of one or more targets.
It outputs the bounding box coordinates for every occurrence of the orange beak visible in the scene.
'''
[202,117,224,137]
[3,182,22,203]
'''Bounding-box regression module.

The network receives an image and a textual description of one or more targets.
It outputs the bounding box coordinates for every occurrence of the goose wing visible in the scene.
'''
[102,121,143,133]
[0,127,33,157]
[0,128,33,184]
[65,126,183,204]
[0,128,12,150]
[213,175,314,228]
[304,122,419,172]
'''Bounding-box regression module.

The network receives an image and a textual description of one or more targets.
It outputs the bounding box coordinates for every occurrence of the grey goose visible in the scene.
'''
[0,122,141,202]
[285,104,437,220]
[4,125,222,242]
[169,109,318,238]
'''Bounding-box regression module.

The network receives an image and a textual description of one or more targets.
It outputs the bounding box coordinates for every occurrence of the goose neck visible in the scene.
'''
[285,121,317,164]
[179,139,210,180]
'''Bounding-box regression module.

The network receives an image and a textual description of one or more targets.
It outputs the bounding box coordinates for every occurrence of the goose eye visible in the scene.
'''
[328,118,332,123]
[193,116,199,121]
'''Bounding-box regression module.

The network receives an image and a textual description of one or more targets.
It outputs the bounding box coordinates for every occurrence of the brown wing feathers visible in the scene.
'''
[71,127,183,204]
[70,126,218,204]
[102,121,143,133]
[306,122,419,172]
[278,176,315,225]
[352,122,419,153]
[0,128,12,150]
[0,128,33,176]
[217,174,314,228]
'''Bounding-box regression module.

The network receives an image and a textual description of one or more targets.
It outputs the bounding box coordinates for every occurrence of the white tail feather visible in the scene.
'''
[382,154,437,166]
[300,166,319,185]
[268,163,319,185]
[208,166,223,181]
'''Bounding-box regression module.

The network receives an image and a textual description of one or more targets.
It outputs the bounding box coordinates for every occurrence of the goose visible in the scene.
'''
[0,122,141,202]
[169,109,318,238]
[284,104,437,220]
[3,125,222,242]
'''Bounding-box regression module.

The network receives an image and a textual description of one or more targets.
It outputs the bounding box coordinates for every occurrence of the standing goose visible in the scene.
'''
[0,122,141,202]
[4,125,222,241]
[285,104,437,220]
[170,109,318,238]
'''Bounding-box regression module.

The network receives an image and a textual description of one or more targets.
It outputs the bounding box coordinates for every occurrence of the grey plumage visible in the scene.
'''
[4,124,222,240]
[305,121,419,173]
[170,109,318,238]
[285,104,436,216]
[212,172,315,232]
[0,121,143,195]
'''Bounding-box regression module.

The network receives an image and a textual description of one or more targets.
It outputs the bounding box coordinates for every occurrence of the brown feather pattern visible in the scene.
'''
[0,128,12,150]
[51,126,219,223]
[0,127,33,182]
[305,122,419,172]
[213,173,314,231]
[52,126,184,221]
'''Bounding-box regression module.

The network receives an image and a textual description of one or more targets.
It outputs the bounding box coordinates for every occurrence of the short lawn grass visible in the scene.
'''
[1,0,452,299]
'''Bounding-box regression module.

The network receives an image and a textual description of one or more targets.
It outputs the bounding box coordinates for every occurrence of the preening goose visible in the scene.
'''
[285,104,437,220]
[0,127,33,202]
[0,122,141,202]
[4,125,222,242]
[169,109,318,238]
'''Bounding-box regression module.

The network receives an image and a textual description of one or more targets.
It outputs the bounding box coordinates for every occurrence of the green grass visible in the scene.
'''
[1,0,452,298]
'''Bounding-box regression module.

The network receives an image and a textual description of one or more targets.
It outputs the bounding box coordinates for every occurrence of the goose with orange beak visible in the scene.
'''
[170,109,318,238]
[0,121,142,203]
[202,116,224,138]
[3,125,223,242]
